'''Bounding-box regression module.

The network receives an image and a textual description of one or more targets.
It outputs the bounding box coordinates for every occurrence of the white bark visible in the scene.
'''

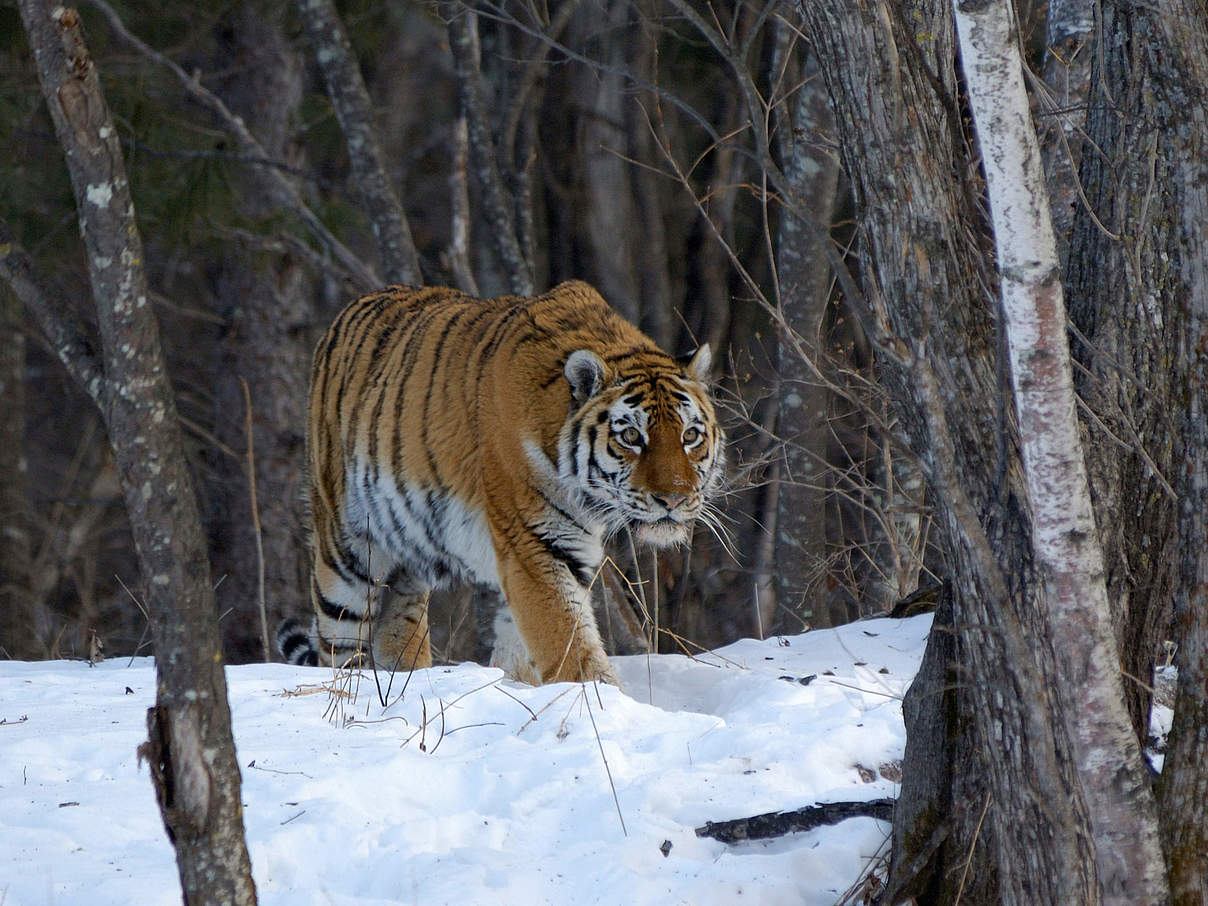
[952,2,1169,904]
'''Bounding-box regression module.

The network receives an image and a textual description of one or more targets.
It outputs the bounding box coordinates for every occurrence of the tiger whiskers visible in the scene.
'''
[695,504,739,563]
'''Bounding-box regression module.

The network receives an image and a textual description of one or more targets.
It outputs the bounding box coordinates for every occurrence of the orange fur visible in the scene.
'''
[287,281,724,684]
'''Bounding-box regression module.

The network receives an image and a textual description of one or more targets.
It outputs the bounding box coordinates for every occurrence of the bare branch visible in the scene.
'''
[0,217,106,408]
[83,0,379,290]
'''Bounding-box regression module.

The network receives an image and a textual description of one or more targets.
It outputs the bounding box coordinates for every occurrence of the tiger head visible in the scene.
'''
[559,345,724,547]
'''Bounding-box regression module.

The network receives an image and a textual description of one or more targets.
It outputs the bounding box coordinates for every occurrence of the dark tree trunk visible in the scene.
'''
[1065,0,1208,896]
[209,262,311,663]
[886,585,997,905]
[292,0,422,285]
[623,29,676,352]
[1062,12,1208,891]
[17,4,255,901]
[206,3,314,663]
[770,32,839,632]
[569,0,643,325]
[0,286,38,659]
[1099,1,1208,898]
[1038,0,1093,265]
[800,0,1100,901]
[1063,0,1178,753]
[542,0,670,333]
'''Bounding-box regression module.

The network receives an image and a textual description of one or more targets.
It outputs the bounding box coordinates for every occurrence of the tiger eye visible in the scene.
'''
[682,426,702,445]
[619,426,642,447]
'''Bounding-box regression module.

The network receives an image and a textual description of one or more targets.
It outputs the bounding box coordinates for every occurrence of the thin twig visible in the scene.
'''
[239,377,269,662]
[582,684,627,837]
[954,793,992,906]
[83,0,379,290]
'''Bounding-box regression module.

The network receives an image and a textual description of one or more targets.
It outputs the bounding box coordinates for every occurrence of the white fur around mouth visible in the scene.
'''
[632,516,691,547]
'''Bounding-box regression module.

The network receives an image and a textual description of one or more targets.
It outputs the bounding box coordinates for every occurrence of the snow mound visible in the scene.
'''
[0,614,932,905]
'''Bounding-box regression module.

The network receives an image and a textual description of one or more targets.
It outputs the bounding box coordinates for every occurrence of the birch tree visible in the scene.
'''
[953,0,1167,900]
[801,0,1100,900]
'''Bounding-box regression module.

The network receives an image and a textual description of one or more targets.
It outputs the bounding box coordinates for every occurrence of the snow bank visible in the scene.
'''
[0,614,932,905]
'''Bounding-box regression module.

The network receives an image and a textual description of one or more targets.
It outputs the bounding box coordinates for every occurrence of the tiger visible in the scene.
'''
[276,280,724,685]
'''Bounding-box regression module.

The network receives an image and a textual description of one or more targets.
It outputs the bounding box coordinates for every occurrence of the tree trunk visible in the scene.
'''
[18,4,256,901]
[1063,0,1177,755]
[1038,0,1093,263]
[955,1,1167,898]
[771,31,839,632]
[886,584,998,904]
[624,27,676,352]
[0,285,38,659]
[443,3,534,295]
[1064,9,1208,896]
[206,3,314,664]
[800,0,1100,901]
[292,0,422,285]
[553,0,646,327]
[1134,3,1208,900]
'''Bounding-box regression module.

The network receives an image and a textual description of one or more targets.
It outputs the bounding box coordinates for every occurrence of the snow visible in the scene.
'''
[0,614,933,906]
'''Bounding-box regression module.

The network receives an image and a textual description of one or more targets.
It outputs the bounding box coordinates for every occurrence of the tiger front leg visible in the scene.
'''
[372,584,432,674]
[498,555,620,687]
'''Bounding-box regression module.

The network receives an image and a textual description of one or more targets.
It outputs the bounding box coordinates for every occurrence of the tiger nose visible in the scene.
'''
[652,492,688,511]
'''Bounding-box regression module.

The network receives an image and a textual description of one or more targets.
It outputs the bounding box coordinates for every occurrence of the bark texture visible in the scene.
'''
[17,4,256,901]
[1039,0,1093,262]
[771,35,839,631]
[1063,0,1176,757]
[1142,4,1208,901]
[955,1,1167,900]
[886,586,998,904]
[0,285,37,659]
[1065,5,1208,897]
[800,0,1099,901]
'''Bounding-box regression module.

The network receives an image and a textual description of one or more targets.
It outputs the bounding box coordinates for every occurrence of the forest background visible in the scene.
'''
[2,0,1207,903]
[0,0,891,666]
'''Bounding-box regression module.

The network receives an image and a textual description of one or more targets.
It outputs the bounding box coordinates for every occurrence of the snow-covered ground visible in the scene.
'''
[0,614,934,906]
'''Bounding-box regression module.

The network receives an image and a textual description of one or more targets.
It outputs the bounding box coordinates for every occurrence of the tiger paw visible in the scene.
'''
[577,652,622,688]
[542,648,620,688]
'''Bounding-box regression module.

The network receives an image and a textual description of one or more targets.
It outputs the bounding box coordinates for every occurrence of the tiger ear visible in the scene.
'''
[564,349,607,404]
[685,343,713,383]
